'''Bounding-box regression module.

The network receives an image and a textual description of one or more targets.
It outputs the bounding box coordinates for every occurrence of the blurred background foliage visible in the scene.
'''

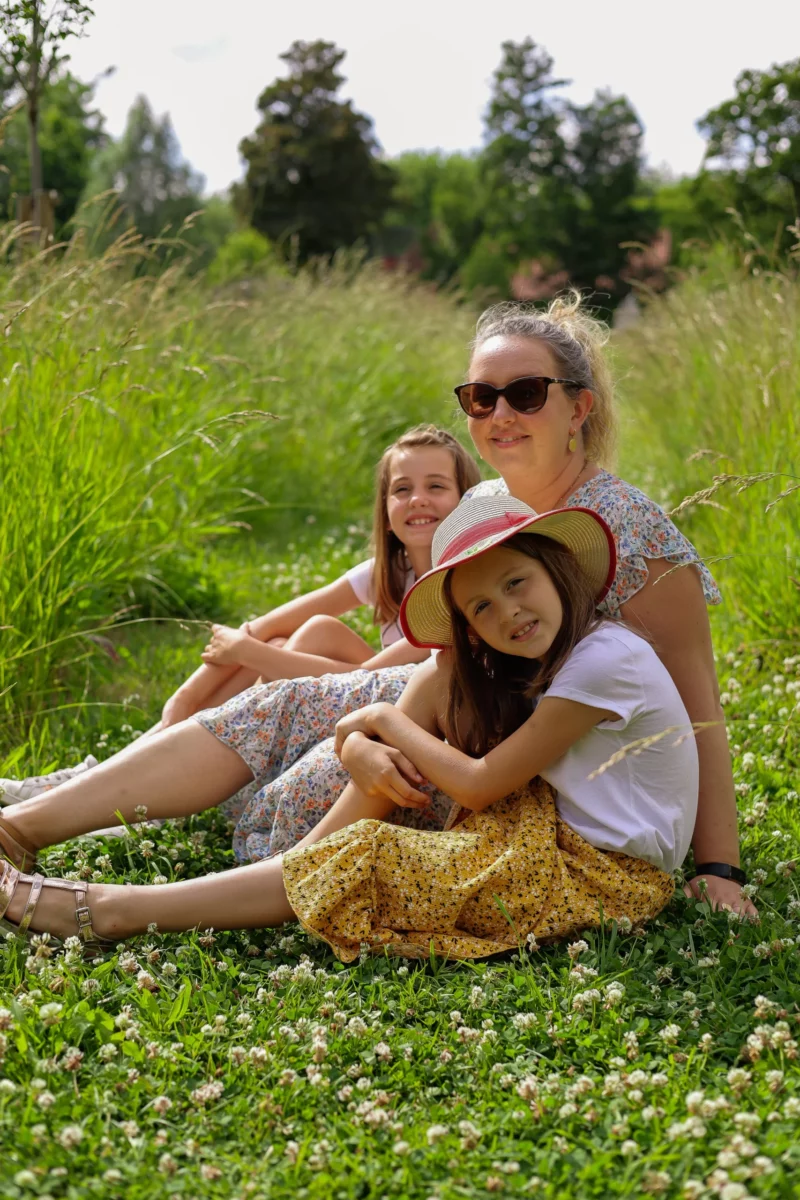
[2,32,799,309]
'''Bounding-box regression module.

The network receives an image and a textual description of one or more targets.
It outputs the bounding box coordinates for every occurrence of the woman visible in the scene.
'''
[0,294,750,915]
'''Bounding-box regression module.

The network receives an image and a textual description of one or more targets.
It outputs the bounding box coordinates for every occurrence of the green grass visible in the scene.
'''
[2,239,800,1196]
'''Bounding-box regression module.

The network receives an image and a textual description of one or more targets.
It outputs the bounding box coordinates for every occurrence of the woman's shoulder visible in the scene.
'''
[577,470,722,616]
[463,477,509,501]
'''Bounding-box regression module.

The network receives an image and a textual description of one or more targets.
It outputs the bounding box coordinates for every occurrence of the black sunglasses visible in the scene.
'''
[454,375,580,419]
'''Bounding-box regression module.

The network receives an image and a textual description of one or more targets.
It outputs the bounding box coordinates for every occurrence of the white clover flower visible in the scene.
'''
[658,1023,681,1044]
[571,988,601,1013]
[39,1002,63,1027]
[567,940,589,960]
[393,1140,411,1155]
[726,1067,752,1095]
[58,1124,84,1149]
[426,1124,449,1146]
[374,1041,392,1062]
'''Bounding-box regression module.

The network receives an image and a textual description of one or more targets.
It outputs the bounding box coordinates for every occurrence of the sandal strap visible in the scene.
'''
[0,859,20,922]
[74,885,98,945]
[17,874,44,936]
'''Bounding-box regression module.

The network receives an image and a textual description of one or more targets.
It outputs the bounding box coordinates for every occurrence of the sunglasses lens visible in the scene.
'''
[458,383,497,418]
[505,378,548,414]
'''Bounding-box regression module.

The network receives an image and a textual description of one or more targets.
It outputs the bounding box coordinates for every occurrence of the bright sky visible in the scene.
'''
[67,0,800,196]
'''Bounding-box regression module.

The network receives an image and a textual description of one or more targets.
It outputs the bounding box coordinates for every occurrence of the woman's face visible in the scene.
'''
[450,545,563,661]
[465,336,588,485]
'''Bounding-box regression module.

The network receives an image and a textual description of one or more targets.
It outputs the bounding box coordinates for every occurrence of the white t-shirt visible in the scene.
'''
[539,623,698,873]
[345,558,416,649]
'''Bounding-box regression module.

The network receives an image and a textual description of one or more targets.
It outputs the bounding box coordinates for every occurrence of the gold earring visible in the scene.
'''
[568,429,577,453]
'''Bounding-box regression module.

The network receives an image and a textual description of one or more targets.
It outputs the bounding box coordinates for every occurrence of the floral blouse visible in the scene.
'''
[463,470,722,619]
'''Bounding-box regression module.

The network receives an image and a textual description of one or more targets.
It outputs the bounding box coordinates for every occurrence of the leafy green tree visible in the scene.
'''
[557,90,657,293]
[79,94,204,243]
[481,37,568,208]
[382,151,485,283]
[0,0,93,194]
[0,69,104,226]
[697,58,800,254]
[473,39,654,303]
[236,40,395,261]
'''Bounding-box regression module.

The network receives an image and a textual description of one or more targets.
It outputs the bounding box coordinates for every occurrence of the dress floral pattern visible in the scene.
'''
[283,779,674,962]
[464,470,722,618]
[194,666,451,861]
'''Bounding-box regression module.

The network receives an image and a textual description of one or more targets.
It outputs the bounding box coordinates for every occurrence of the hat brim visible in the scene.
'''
[400,506,616,649]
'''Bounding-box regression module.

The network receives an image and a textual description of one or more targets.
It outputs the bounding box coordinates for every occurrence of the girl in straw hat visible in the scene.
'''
[0,497,698,959]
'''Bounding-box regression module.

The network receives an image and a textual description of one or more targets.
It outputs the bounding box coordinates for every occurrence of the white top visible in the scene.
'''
[345,558,416,649]
[539,623,698,873]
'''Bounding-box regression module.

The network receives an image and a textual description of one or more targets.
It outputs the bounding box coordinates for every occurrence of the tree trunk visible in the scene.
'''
[27,1,43,193]
[27,97,43,193]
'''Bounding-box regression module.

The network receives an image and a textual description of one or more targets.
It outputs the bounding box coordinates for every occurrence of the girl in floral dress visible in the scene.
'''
[0,496,698,960]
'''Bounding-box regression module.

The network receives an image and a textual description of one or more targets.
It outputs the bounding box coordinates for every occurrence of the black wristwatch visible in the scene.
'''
[689,862,747,887]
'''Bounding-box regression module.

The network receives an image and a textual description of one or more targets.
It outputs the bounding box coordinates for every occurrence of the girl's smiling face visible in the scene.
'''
[385,446,462,551]
[450,544,563,660]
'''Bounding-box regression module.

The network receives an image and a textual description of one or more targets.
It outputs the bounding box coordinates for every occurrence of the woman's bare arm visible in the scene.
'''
[621,557,754,915]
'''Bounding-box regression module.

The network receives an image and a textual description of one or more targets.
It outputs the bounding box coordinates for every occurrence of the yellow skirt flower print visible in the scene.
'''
[282,779,674,962]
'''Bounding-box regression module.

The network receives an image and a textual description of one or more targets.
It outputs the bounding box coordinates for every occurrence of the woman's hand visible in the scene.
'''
[333,704,394,756]
[201,623,253,667]
[339,731,430,809]
[684,874,758,920]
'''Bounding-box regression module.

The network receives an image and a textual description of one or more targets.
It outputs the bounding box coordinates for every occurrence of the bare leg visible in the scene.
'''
[283,616,373,664]
[289,780,395,852]
[5,770,404,939]
[4,723,252,851]
[6,855,296,940]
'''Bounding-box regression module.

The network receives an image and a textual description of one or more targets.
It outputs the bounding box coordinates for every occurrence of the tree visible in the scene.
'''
[557,90,657,293]
[0,69,104,226]
[475,39,655,304]
[236,40,395,261]
[482,37,568,204]
[0,0,93,198]
[381,151,485,283]
[79,94,204,243]
[697,58,800,255]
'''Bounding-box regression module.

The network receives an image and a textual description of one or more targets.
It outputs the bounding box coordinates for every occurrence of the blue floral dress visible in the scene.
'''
[194,468,719,862]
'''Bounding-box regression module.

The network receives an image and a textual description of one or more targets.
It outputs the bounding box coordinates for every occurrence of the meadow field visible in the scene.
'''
[0,232,799,1199]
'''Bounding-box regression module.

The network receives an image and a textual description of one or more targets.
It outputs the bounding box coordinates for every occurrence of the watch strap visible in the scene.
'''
[690,862,747,887]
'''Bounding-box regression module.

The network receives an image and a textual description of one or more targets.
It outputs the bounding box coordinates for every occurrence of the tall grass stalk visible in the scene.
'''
[0,227,471,745]
[616,259,800,644]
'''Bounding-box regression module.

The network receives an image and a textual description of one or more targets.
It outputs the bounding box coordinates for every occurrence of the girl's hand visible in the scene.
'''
[201,623,252,666]
[340,731,430,808]
[333,704,393,756]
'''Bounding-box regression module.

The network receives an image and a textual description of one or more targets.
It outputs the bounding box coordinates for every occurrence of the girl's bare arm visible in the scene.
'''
[336,693,614,812]
[162,575,364,717]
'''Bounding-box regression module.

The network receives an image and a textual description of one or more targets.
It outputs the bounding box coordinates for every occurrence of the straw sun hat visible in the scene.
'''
[400,496,616,649]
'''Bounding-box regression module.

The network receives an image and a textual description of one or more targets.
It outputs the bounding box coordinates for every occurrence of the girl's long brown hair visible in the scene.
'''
[443,533,603,756]
[371,426,481,628]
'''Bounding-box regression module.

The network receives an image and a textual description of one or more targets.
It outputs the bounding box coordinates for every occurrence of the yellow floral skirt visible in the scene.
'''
[281,780,674,962]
